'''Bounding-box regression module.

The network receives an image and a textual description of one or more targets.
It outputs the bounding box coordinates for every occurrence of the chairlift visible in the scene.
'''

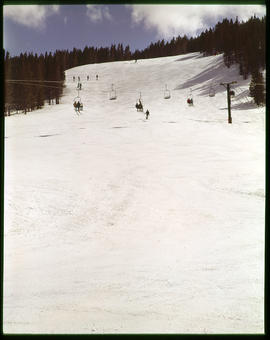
[135,92,143,112]
[109,84,117,100]
[73,96,83,111]
[209,84,215,97]
[137,92,142,103]
[164,84,171,99]
[135,100,143,112]
[187,88,194,106]
[73,96,81,103]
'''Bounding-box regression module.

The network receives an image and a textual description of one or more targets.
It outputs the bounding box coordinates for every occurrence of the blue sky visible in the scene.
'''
[3,4,266,57]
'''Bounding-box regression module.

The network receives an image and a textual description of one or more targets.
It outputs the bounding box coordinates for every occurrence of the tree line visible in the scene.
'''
[4,14,265,115]
[63,15,265,79]
[4,51,65,115]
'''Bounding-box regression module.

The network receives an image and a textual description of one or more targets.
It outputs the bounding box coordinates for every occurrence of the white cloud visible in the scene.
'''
[103,6,113,21]
[127,5,266,38]
[86,5,112,23]
[4,5,60,29]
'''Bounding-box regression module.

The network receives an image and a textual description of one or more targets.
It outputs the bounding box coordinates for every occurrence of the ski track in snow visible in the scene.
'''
[4,53,265,334]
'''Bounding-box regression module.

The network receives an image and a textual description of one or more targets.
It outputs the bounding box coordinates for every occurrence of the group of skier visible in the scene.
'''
[73,75,99,81]
[135,99,143,112]
[73,101,82,113]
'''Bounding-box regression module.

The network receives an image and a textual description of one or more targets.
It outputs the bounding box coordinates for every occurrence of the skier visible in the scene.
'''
[87,75,89,81]
[145,109,150,119]
[139,99,143,111]
[76,101,81,113]
[73,76,75,82]
[96,74,98,80]
[74,101,78,113]
[78,76,80,81]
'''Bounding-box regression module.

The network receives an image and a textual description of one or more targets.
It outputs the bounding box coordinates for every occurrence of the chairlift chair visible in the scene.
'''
[164,84,171,99]
[73,96,81,103]
[109,84,117,100]
[136,93,143,111]
[209,85,215,97]
[109,90,117,100]
[135,100,143,112]
[73,96,83,111]
[187,88,194,106]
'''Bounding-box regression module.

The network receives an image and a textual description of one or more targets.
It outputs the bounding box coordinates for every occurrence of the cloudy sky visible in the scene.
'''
[3,3,266,56]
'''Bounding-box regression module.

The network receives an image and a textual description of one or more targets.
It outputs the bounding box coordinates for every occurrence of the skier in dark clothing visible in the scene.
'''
[145,109,150,119]
[73,101,81,113]
[76,101,81,113]
[96,74,98,80]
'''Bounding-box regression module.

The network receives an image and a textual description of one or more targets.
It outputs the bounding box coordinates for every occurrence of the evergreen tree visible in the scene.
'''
[249,70,265,106]
[124,45,131,60]
[4,51,14,115]
[36,53,45,109]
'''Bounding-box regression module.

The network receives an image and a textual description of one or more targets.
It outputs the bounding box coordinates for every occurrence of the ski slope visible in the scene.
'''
[4,52,265,334]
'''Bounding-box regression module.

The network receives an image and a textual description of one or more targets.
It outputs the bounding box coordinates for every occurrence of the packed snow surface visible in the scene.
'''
[4,53,265,334]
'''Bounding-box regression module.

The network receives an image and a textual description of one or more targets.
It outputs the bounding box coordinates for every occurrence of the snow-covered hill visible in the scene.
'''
[4,52,265,334]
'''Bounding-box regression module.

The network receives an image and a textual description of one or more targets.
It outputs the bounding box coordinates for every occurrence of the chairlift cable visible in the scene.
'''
[6,79,65,84]
[5,81,64,90]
